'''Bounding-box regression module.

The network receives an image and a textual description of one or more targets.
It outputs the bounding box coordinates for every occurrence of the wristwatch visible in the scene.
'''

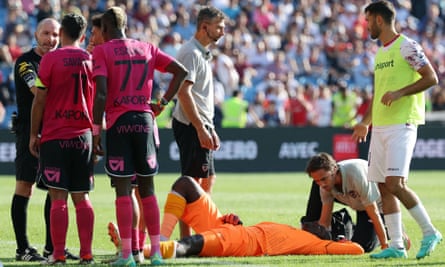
[160,97,169,106]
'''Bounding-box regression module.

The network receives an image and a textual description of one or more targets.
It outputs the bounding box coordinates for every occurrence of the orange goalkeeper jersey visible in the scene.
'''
[181,193,224,233]
[200,222,364,257]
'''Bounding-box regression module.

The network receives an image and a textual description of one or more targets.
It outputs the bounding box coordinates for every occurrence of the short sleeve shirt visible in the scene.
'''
[172,38,214,127]
[38,46,94,143]
[92,39,174,128]
[320,159,381,211]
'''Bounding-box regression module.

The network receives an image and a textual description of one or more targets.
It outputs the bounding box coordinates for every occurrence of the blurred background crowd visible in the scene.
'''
[0,0,444,129]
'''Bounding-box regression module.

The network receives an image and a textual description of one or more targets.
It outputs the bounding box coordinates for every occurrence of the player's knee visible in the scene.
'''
[172,176,198,195]
[15,181,34,197]
[172,175,190,190]
[385,183,406,196]
[174,176,202,203]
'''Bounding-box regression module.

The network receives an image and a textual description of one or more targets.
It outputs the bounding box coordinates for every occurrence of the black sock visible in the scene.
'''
[44,193,53,252]
[11,194,30,252]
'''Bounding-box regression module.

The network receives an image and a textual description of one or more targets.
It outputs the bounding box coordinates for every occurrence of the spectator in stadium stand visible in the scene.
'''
[222,0,241,22]
[355,89,372,123]
[5,30,20,60]
[312,85,333,127]
[350,42,374,89]
[213,47,240,97]
[252,0,275,34]
[221,90,248,128]
[284,85,313,127]
[431,85,445,111]
[160,32,182,57]
[331,81,359,128]
[35,0,55,23]
[1,0,445,130]
[262,99,282,127]
[172,11,196,41]
[265,50,291,79]
[246,90,265,128]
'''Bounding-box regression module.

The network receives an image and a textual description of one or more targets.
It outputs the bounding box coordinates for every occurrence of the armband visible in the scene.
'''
[35,77,47,90]
[92,124,101,135]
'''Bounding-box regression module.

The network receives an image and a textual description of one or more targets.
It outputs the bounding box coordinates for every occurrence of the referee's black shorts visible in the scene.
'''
[14,124,38,183]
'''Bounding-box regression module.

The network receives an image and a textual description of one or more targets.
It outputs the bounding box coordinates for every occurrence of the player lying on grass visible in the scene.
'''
[136,175,364,258]
[109,175,364,258]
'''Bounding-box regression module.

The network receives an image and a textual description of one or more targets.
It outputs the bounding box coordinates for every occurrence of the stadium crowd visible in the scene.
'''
[0,0,444,129]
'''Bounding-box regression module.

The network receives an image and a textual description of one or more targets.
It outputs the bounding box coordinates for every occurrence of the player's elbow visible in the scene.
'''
[430,73,439,87]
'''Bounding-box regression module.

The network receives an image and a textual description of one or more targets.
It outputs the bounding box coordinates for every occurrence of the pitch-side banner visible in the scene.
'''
[0,125,444,174]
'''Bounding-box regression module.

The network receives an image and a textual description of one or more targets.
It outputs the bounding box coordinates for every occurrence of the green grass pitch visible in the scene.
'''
[0,171,444,266]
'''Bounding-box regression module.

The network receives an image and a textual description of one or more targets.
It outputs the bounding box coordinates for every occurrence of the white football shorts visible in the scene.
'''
[368,124,417,183]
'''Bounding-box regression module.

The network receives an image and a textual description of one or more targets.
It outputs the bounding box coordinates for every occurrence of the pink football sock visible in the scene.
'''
[51,199,68,259]
[75,199,94,258]
[116,196,133,258]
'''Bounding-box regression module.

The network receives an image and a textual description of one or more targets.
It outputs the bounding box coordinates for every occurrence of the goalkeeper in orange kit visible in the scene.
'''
[143,175,364,258]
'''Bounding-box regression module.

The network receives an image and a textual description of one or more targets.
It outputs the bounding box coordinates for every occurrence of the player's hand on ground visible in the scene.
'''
[301,221,331,240]
[351,123,369,143]
[29,135,40,158]
[221,213,243,225]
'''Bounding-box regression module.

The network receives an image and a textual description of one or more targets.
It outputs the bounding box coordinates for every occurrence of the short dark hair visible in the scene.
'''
[61,13,87,41]
[305,152,337,175]
[91,13,103,28]
[364,0,395,24]
[196,6,225,29]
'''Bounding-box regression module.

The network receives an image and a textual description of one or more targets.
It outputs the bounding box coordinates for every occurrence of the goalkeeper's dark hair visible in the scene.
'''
[61,13,87,41]
[305,152,337,175]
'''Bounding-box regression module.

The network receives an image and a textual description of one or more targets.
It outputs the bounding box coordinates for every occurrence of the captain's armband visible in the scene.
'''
[35,77,47,90]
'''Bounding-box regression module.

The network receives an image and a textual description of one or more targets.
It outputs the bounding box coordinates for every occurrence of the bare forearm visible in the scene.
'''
[93,77,107,125]
[399,71,438,97]
[30,100,44,137]
[30,88,46,137]
[163,61,188,101]
[93,93,106,125]
[319,203,334,229]
[359,100,372,126]
[365,204,388,249]
[177,83,205,130]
